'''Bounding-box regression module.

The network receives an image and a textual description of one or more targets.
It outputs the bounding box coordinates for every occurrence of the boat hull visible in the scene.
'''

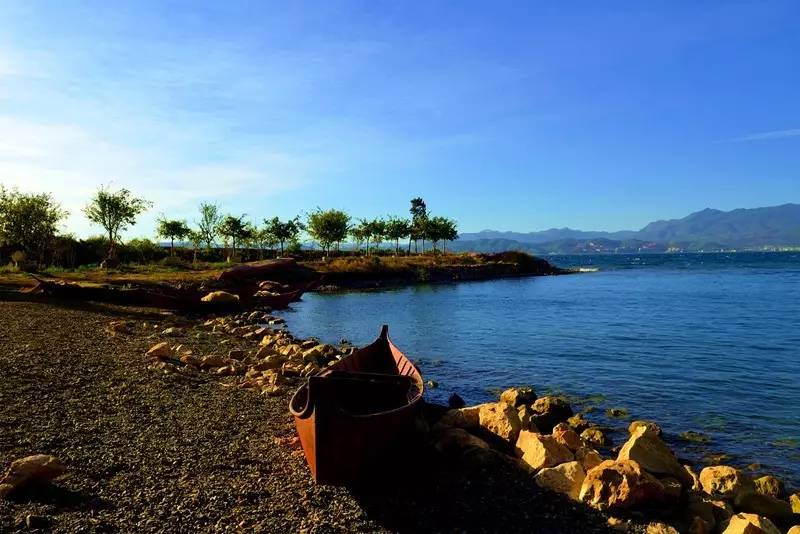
[290,326,424,485]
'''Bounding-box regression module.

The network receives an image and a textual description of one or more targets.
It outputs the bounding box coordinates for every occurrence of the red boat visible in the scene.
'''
[289,325,424,485]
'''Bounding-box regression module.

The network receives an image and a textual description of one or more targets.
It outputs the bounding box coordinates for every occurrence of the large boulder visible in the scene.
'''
[753,475,784,498]
[617,425,692,485]
[437,405,482,431]
[700,466,756,501]
[579,459,668,510]
[575,446,604,471]
[721,513,781,534]
[629,420,662,437]
[499,386,536,408]
[530,396,573,433]
[567,413,592,433]
[515,431,573,471]
[478,402,522,443]
[581,426,611,446]
[201,291,240,303]
[791,492,800,513]
[0,455,66,499]
[535,461,586,500]
[786,527,800,534]
[733,492,792,522]
[552,424,583,451]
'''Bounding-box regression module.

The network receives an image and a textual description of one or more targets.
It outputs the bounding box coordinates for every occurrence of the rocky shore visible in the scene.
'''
[2,299,797,533]
[432,387,800,534]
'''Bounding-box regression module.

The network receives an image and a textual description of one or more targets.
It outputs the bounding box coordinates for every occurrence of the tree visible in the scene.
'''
[349,223,367,254]
[367,218,386,254]
[196,202,222,252]
[84,186,151,260]
[216,215,253,261]
[185,230,204,263]
[265,216,304,255]
[0,187,68,266]
[426,216,458,252]
[409,197,428,253]
[306,208,350,255]
[385,217,411,255]
[156,218,190,254]
[251,224,278,259]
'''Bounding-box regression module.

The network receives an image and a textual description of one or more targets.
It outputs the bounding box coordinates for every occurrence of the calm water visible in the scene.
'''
[281,252,800,486]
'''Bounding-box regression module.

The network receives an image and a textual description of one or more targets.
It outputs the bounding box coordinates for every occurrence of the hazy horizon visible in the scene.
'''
[1,1,799,239]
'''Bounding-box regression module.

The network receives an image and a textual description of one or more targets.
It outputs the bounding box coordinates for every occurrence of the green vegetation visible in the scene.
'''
[83,186,152,261]
[1,185,462,274]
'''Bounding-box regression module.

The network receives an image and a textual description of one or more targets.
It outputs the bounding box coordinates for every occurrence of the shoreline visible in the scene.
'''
[3,299,798,532]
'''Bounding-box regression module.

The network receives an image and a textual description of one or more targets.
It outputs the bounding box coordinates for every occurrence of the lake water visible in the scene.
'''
[281,252,800,487]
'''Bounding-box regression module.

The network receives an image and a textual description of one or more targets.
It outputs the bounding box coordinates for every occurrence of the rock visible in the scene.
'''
[721,513,781,534]
[146,341,172,359]
[499,386,536,408]
[448,393,466,409]
[733,492,792,521]
[515,431,573,471]
[617,424,692,485]
[660,476,683,503]
[179,354,201,366]
[530,396,573,433]
[606,407,629,419]
[478,402,522,443]
[553,426,583,451]
[685,464,701,491]
[432,427,491,457]
[0,455,66,498]
[228,349,245,360]
[579,459,668,510]
[534,460,586,500]
[686,493,719,530]
[791,492,800,513]
[517,405,537,432]
[753,475,784,498]
[785,527,800,534]
[161,327,182,336]
[700,466,756,501]
[200,355,227,368]
[251,356,284,372]
[581,426,610,446]
[108,320,131,334]
[437,405,481,431]
[680,430,711,443]
[201,291,240,303]
[575,446,604,471]
[426,380,438,389]
[646,522,679,534]
[567,413,592,433]
[629,420,662,437]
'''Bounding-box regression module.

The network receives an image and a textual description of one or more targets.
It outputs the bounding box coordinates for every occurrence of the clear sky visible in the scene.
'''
[1,1,798,238]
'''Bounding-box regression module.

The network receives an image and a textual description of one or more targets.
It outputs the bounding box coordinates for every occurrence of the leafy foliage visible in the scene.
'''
[307,208,350,255]
[0,186,68,265]
[196,202,222,251]
[156,218,190,253]
[264,216,304,254]
[216,214,253,260]
[83,186,151,259]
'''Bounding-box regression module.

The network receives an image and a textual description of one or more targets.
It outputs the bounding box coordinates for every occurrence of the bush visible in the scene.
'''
[160,256,191,269]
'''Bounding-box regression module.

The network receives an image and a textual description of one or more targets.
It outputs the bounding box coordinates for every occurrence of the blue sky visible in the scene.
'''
[0,1,798,238]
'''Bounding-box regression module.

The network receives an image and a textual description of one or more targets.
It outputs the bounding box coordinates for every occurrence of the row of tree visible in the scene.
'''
[0,186,459,267]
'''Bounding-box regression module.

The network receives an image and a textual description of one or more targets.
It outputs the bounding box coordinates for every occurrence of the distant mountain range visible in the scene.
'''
[454,204,800,254]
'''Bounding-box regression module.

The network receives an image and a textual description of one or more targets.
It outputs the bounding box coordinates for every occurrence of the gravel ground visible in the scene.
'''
[0,299,634,533]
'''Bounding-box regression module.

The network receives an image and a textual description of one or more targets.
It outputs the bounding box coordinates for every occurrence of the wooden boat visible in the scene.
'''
[289,325,424,485]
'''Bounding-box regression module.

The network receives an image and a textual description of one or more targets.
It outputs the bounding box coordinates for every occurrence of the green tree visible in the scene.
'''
[185,230,204,263]
[196,202,222,252]
[349,223,368,254]
[0,187,68,266]
[252,224,279,259]
[409,197,428,253]
[368,218,387,254]
[425,216,458,252]
[384,217,411,255]
[156,218,190,254]
[84,186,151,260]
[306,208,350,255]
[216,214,252,261]
[265,216,304,255]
